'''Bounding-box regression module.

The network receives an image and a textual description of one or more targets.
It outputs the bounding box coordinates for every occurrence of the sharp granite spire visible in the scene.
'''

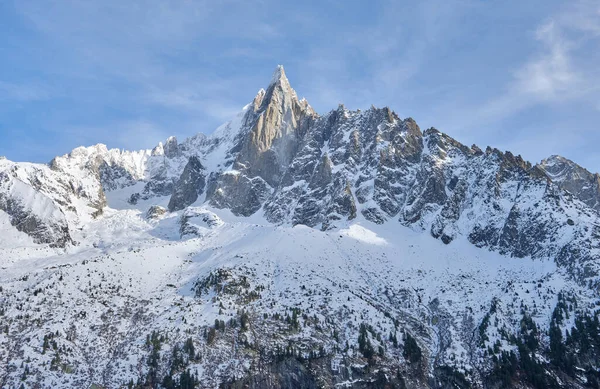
[229,65,316,185]
[268,64,288,89]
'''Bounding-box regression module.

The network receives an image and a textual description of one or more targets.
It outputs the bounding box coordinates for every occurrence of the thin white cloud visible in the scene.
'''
[515,1,599,102]
[513,21,581,101]
[453,0,600,130]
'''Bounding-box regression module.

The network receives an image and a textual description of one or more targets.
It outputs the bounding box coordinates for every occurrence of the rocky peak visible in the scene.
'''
[260,65,296,108]
[164,136,180,158]
[540,155,584,177]
[151,142,164,157]
[232,66,317,187]
[538,155,600,211]
[252,65,315,130]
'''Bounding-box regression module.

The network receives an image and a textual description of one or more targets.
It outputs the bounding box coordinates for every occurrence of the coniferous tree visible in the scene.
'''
[402,332,421,364]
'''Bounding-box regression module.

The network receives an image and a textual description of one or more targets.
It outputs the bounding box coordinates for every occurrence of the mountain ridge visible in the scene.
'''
[4,65,600,282]
[2,66,600,389]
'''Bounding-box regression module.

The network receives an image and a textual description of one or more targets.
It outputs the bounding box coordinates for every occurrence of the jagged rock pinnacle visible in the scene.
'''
[269,64,288,87]
[260,65,297,111]
[230,64,316,188]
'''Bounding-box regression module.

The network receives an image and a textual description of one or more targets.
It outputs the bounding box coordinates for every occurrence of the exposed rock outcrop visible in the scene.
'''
[0,172,72,247]
[179,207,223,237]
[538,155,600,212]
[168,156,206,212]
[146,205,167,220]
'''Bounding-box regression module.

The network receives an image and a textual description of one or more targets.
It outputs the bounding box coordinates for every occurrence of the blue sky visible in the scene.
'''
[1,1,599,172]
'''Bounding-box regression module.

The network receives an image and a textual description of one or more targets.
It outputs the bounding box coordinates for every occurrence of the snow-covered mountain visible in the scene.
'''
[1,66,600,389]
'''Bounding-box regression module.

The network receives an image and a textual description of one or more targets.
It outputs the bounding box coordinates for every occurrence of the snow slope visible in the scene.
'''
[1,197,596,388]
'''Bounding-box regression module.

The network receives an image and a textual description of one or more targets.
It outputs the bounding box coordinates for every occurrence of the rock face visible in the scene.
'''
[235,66,315,185]
[167,156,206,211]
[163,136,180,158]
[205,172,270,217]
[262,106,423,228]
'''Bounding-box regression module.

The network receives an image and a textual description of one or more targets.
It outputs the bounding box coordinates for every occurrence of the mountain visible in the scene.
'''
[1,66,600,389]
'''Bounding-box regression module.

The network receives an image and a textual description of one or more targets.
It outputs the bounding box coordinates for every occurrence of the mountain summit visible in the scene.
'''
[1,67,600,388]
